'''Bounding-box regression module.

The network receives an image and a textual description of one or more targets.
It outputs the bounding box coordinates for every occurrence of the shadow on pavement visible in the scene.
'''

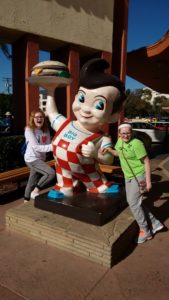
[145,178,169,226]
[113,238,138,266]
[0,187,25,204]
[117,177,169,265]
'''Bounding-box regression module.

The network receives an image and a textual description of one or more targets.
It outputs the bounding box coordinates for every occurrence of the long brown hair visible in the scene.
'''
[27,109,48,131]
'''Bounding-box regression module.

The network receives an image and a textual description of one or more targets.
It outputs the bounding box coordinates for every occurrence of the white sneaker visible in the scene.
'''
[24,199,30,203]
[30,191,39,200]
[135,228,152,244]
[152,222,164,235]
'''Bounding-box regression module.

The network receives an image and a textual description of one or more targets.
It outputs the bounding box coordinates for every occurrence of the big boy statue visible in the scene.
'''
[34,58,126,198]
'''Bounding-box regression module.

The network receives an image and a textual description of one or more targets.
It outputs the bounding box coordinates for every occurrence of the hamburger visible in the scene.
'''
[31,60,70,78]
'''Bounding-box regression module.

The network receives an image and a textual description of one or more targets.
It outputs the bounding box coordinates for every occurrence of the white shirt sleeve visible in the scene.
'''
[32,143,52,152]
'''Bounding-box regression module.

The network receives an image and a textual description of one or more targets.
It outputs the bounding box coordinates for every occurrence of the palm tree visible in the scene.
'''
[0,43,12,59]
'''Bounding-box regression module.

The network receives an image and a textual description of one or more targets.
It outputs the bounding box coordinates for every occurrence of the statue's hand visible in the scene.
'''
[81,142,97,159]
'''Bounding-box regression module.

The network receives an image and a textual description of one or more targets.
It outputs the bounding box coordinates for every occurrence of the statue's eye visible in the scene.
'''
[95,100,104,110]
[78,94,85,103]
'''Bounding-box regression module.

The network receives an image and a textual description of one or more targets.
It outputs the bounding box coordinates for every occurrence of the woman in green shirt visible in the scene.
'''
[104,123,164,244]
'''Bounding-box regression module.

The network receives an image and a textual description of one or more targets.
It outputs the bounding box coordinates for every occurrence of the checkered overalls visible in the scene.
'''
[52,119,112,196]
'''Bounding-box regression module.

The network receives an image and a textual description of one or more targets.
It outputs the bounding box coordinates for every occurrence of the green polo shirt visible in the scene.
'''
[115,138,147,179]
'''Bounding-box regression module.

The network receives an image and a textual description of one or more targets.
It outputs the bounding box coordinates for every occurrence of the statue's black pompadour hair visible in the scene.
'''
[79,58,126,113]
[79,58,125,94]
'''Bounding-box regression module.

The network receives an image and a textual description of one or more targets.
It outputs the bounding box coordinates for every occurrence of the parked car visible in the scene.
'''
[132,130,152,154]
[152,121,169,132]
[130,121,167,143]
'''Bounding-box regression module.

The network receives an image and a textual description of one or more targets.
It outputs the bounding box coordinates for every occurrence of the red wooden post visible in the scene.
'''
[51,45,80,119]
[101,51,112,133]
[110,0,129,143]
[67,46,80,119]
[25,35,39,122]
[112,0,129,124]
[12,34,39,133]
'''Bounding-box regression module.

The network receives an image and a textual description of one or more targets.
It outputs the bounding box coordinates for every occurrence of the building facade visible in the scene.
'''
[0,0,128,133]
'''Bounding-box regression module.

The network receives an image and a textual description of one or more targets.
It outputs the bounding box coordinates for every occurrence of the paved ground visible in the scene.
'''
[0,148,169,300]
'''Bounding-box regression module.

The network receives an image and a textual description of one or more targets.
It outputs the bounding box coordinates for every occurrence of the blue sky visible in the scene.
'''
[126,0,169,90]
[0,0,169,93]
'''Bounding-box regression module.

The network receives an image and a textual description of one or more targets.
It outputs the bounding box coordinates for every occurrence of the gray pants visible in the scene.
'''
[125,175,158,230]
[24,159,55,199]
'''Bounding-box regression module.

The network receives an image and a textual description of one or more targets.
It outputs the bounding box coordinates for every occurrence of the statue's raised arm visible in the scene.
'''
[29,60,72,125]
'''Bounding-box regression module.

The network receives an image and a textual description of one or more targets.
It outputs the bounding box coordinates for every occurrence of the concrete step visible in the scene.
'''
[6,201,137,267]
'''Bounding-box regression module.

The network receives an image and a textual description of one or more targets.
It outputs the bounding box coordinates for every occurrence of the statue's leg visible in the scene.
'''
[48,167,76,198]
[74,169,120,194]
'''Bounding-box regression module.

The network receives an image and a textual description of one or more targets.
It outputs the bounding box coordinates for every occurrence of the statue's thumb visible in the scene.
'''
[87,141,94,148]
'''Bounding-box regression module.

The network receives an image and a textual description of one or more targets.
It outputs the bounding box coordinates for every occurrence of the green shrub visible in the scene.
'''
[0,135,26,172]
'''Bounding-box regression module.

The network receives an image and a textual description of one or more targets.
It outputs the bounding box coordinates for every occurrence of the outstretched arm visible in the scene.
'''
[102,147,119,157]
[45,88,59,124]
[32,143,52,153]
[98,149,114,164]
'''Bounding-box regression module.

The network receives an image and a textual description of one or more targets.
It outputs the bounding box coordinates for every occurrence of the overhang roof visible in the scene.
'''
[127,31,169,93]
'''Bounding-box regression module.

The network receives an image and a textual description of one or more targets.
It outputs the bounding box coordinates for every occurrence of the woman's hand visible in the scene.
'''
[99,147,118,157]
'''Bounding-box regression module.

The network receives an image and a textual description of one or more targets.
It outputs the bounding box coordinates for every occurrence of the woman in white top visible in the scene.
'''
[24,109,55,202]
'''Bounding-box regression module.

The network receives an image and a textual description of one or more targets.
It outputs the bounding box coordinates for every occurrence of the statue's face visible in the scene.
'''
[72,86,120,130]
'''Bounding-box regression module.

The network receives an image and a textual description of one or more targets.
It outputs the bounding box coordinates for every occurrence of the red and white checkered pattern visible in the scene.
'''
[52,119,112,195]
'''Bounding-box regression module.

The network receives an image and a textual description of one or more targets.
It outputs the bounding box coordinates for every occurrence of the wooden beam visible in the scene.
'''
[12,34,39,133]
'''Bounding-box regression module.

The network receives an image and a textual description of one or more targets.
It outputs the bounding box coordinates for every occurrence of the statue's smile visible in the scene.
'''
[80,113,92,119]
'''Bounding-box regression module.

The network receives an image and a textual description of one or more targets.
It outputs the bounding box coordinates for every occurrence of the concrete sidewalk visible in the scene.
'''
[0,154,169,300]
